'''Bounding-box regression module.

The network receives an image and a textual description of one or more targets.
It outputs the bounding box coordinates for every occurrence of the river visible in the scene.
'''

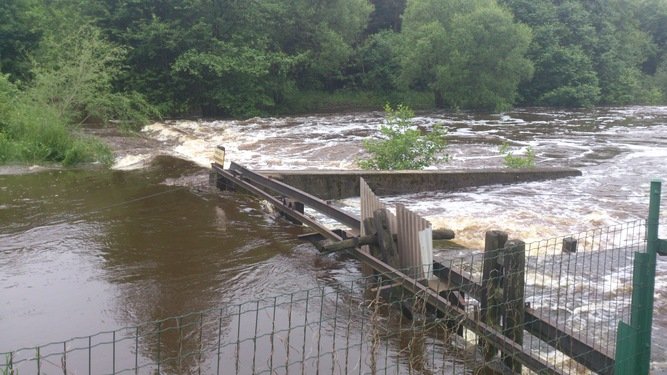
[1,106,667,373]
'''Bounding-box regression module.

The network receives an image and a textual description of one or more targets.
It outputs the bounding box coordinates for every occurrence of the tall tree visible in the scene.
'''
[399,0,533,110]
[0,0,42,82]
[273,0,373,91]
[585,0,656,104]
[503,0,660,106]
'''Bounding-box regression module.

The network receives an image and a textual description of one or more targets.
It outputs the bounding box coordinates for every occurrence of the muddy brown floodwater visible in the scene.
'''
[0,157,355,353]
[2,107,667,372]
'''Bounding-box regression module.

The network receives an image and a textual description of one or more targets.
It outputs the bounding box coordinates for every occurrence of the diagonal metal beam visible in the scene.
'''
[213,164,343,242]
[228,162,360,233]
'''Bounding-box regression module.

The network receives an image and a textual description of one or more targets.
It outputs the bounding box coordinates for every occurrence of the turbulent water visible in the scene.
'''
[2,106,667,372]
[122,106,667,245]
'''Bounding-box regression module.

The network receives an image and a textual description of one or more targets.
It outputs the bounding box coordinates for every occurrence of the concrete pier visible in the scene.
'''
[255,168,582,200]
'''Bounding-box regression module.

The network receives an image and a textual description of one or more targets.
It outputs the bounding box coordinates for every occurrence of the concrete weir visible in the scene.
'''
[255,168,582,200]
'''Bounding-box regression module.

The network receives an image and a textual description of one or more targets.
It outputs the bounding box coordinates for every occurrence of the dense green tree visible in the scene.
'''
[501,0,600,106]
[87,0,373,114]
[585,0,657,104]
[171,40,294,116]
[656,59,667,101]
[504,0,663,106]
[637,0,667,75]
[4,0,667,118]
[273,0,373,91]
[88,0,211,113]
[0,0,42,82]
[400,0,533,110]
[531,45,600,107]
[350,31,402,91]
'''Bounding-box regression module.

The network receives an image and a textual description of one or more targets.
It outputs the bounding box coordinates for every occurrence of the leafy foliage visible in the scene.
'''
[350,31,402,92]
[2,0,667,120]
[0,0,42,83]
[499,142,535,169]
[399,0,533,111]
[28,25,156,128]
[0,17,145,166]
[0,74,112,166]
[359,104,448,170]
[502,0,665,107]
[366,0,407,34]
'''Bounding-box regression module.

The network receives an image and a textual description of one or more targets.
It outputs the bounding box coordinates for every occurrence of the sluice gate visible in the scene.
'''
[211,157,622,375]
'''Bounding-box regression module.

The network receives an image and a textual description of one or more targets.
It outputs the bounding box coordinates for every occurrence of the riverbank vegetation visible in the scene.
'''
[2,0,667,164]
[0,2,156,165]
[3,0,667,118]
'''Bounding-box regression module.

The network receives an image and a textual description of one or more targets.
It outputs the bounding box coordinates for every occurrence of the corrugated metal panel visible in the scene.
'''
[360,178,382,254]
[360,178,397,251]
[360,177,383,236]
[396,204,433,279]
[419,227,433,279]
[360,178,398,232]
[360,178,431,278]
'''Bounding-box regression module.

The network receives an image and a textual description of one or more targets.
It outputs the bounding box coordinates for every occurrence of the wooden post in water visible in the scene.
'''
[373,209,400,268]
[363,217,382,260]
[562,237,577,253]
[501,239,526,373]
[480,230,507,360]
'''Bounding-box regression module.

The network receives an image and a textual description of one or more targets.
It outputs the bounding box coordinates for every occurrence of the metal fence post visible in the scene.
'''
[615,179,661,375]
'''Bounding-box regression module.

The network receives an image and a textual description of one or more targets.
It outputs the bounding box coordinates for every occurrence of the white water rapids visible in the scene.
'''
[116,107,667,243]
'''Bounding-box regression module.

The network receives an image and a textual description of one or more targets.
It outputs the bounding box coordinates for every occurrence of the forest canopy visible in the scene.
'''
[1,0,667,118]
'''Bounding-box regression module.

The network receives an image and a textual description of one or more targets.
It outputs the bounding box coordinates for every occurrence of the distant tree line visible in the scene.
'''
[2,0,667,118]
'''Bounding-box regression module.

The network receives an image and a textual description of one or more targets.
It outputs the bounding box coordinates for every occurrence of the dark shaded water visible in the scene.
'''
[2,106,667,372]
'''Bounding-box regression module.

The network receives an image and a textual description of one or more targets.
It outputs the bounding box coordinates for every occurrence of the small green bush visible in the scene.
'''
[499,142,535,168]
[359,104,448,170]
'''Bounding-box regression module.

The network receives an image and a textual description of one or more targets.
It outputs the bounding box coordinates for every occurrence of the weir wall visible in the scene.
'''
[252,168,582,200]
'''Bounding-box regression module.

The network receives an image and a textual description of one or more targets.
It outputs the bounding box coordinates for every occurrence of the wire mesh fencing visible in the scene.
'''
[0,220,655,375]
[435,219,646,375]
[0,273,487,375]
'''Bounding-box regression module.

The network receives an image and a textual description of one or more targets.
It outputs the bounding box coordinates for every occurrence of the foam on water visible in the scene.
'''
[128,107,667,243]
[113,154,153,170]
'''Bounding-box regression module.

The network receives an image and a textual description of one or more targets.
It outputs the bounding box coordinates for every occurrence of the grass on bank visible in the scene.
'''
[0,73,114,167]
[0,101,112,167]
